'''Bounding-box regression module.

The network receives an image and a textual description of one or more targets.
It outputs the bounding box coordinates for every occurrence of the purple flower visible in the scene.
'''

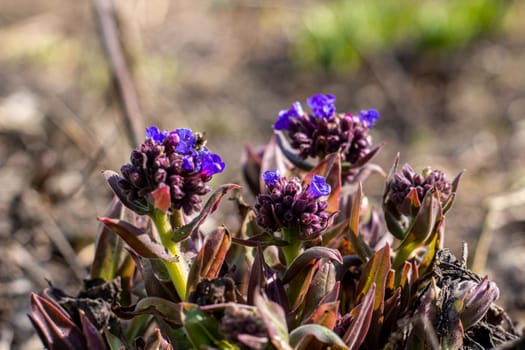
[116,126,226,215]
[358,109,380,127]
[146,126,168,143]
[173,128,196,154]
[274,102,304,130]
[201,152,225,176]
[309,175,331,198]
[262,169,281,186]
[307,93,336,118]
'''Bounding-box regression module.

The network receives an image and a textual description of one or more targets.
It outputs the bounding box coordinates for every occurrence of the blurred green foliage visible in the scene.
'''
[293,0,508,72]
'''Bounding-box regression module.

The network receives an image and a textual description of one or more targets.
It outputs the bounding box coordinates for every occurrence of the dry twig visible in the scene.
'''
[91,0,144,146]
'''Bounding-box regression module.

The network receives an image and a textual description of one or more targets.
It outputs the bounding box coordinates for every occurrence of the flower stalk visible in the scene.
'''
[151,208,188,300]
[281,228,302,266]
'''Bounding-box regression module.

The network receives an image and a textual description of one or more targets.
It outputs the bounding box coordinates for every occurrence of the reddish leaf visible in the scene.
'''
[443,170,464,213]
[260,135,288,194]
[347,183,373,262]
[29,293,86,350]
[302,301,340,329]
[79,310,106,350]
[303,152,342,213]
[97,217,177,262]
[346,143,384,169]
[151,185,171,212]
[282,247,342,284]
[186,225,232,297]
[343,284,376,349]
[172,183,241,242]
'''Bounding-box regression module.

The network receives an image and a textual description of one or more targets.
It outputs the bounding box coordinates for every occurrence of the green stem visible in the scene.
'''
[281,228,302,266]
[151,208,188,300]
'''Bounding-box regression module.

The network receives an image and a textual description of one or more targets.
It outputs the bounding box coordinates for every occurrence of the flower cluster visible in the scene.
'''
[254,169,331,240]
[384,164,452,218]
[274,94,379,169]
[118,126,225,215]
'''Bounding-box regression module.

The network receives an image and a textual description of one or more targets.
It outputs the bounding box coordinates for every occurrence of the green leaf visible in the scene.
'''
[302,259,337,321]
[290,324,348,350]
[356,244,391,314]
[254,290,292,350]
[91,198,125,281]
[347,183,373,262]
[113,297,184,328]
[282,247,343,283]
[172,183,241,242]
[393,189,442,269]
[183,306,238,350]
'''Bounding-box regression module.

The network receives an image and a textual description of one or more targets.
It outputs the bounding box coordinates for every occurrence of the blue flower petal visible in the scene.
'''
[309,175,331,198]
[358,109,380,127]
[173,128,196,154]
[274,101,304,130]
[307,94,336,118]
[262,169,281,186]
[146,126,168,143]
[201,152,225,176]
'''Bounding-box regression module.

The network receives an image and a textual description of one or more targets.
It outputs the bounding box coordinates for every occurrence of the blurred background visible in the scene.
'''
[1,0,524,348]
